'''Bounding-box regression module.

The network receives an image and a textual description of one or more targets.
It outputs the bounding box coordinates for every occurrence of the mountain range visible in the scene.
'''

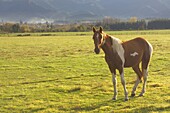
[0,0,170,23]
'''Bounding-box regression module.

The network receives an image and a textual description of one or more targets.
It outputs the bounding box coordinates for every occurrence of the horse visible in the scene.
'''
[92,27,153,101]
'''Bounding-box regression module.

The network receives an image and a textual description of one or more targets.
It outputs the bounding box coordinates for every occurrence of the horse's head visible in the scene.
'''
[92,26,106,54]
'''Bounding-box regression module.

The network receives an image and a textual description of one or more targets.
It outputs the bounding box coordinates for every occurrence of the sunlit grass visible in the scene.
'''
[0,30,170,112]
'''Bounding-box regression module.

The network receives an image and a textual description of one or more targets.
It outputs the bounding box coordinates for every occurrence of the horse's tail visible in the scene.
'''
[141,40,153,77]
[148,41,153,59]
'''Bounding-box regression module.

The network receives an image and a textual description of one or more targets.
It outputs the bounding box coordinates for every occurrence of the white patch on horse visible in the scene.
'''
[112,73,117,99]
[130,52,139,57]
[98,33,106,48]
[111,36,125,67]
[96,33,99,38]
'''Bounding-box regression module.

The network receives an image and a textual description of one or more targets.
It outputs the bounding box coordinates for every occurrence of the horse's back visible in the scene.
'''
[123,37,147,47]
[122,37,151,52]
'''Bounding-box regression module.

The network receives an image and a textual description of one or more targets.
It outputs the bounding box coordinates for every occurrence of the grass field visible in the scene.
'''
[0,30,170,112]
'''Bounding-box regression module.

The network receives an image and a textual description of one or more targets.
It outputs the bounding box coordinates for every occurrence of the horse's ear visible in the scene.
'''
[99,26,103,33]
[92,27,96,33]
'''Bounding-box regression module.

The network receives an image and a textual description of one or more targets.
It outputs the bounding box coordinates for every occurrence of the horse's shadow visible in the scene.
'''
[0,78,59,87]
[131,106,170,112]
[70,99,114,112]
[70,97,170,112]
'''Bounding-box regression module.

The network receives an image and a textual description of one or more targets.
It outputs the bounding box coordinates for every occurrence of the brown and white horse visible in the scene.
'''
[92,27,153,101]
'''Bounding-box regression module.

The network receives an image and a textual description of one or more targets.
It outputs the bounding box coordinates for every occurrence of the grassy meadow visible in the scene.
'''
[0,30,170,112]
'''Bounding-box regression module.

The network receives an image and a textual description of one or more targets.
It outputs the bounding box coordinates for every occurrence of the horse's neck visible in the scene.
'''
[103,36,125,66]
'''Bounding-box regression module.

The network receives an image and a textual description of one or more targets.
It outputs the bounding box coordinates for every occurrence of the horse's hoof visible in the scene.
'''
[131,94,135,97]
[112,97,117,100]
[125,98,129,101]
[139,94,144,97]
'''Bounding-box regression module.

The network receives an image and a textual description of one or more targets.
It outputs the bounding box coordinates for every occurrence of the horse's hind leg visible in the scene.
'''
[139,52,152,96]
[131,64,142,97]
[139,68,148,96]
[139,61,149,96]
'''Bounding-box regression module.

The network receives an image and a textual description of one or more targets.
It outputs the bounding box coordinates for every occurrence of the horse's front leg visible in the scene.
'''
[112,71,117,100]
[119,69,129,101]
[105,56,117,100]
[108,65,117,100]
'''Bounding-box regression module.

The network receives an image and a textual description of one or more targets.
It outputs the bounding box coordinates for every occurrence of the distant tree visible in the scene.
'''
[103,16,121,25]
[46,21,50,28]
[129,17,138,23]
[3,23,13,32]
[12,24,20,33]
[20,20,23,24]
[20,24,31,32]
[148,19,170,29]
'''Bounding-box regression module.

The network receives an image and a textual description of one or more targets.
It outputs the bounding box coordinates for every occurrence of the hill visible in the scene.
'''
[0,0,170,22]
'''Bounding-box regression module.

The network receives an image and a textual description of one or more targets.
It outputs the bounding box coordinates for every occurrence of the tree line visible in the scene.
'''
[0,18,170,33]
[96,17,170,30]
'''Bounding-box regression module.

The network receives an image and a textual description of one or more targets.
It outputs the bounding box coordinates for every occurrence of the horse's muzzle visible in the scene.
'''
[94,48,100,54]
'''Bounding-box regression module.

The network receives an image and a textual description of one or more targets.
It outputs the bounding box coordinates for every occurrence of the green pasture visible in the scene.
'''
[0,30,170,112]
